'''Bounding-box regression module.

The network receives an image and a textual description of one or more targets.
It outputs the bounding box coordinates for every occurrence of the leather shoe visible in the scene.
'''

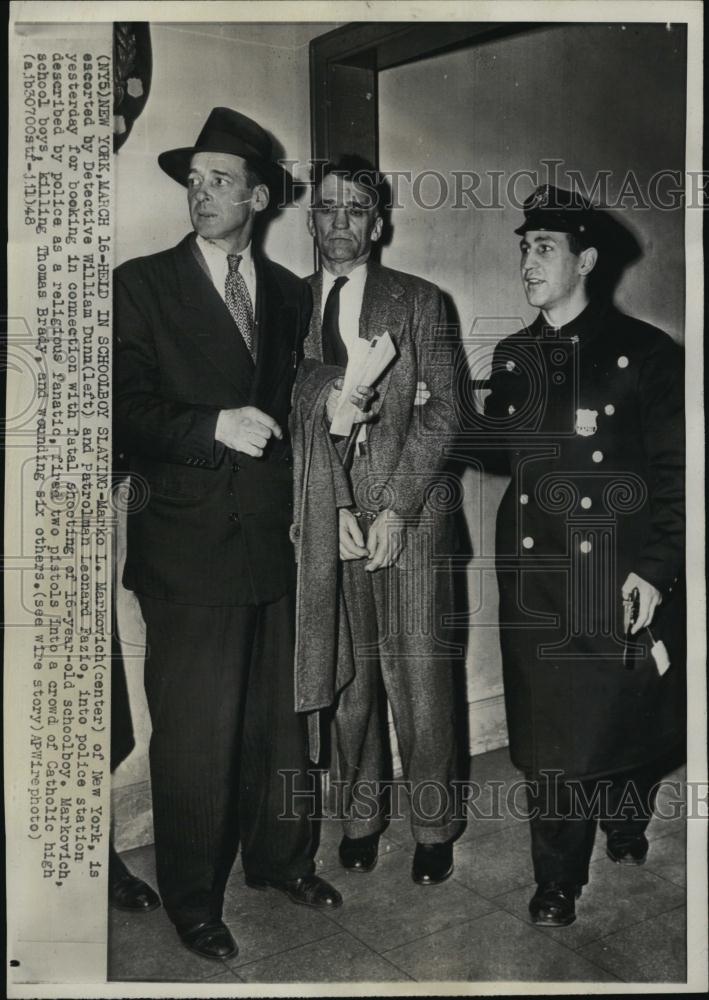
[109,872,161,912]
[178,919,238,960]
[339,833,379,873]
[245,873,343,909]
[412,841,454,885]
[606,830,649,865]
[529,882,581,927]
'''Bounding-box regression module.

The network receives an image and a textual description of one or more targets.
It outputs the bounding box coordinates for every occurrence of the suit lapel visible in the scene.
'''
[358,262,405,407]
[305,271,323,360]
[174,234,255,397]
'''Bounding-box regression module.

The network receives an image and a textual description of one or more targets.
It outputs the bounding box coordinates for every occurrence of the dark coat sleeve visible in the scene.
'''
[114,262,224,468]
[633,334,685,595]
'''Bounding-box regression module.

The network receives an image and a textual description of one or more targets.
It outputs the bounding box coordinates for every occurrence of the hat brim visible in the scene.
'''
[514,211,586,238]
[158,146,295,206]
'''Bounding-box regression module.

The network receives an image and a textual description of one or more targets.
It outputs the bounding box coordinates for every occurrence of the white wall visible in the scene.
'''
[114,21,321,273]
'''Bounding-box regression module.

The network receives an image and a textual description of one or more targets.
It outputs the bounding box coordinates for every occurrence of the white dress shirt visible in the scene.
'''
[196,235,257,311]
[321,261,367,358]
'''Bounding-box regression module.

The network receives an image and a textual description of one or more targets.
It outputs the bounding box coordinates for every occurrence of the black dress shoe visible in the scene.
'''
[412,841,454,885]
[339,832,379,873]
[606,830,649,865]
[109,872,161,912]
[529,882,582,927]
[178,920,238,960]
[245,873,343,909]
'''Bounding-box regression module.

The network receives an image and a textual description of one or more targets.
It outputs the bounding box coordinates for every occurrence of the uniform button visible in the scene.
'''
[604,404,615,416]
[522,536,534,549]
[520,493,529,505]
[229,512,240,523]
[570,335,579,344]
[232,462,240,472]
[508,404,516,415]
[580,540,592,554]
[506,360,516,371]
[592,450,604,463]
[581,496,592,509]
[617,355,629,368]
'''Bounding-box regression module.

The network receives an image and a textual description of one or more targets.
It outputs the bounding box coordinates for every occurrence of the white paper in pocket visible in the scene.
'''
[651,640,671,676]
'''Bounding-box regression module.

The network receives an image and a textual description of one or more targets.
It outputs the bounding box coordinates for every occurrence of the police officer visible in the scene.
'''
[482,185,685,926]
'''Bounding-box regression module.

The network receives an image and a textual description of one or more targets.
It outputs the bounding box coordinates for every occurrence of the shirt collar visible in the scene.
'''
[196,235,253,272]
[322,260,368,297]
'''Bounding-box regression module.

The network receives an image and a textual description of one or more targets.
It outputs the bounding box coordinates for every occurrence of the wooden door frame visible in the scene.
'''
[309,20,540,168]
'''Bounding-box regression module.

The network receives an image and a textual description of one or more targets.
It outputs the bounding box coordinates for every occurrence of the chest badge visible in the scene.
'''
[575,408,598,437]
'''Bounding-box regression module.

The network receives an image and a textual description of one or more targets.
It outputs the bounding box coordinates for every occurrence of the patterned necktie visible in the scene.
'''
[225,254,255,360]
[321,275,349,366]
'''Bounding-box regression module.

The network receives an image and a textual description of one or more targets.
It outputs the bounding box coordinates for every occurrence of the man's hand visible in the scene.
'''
[365,509,406,572]
[414,381,431,406]
[326,378,377,424]
[215,406,282,457]
[622,572,662,634]
[339,509,368,561]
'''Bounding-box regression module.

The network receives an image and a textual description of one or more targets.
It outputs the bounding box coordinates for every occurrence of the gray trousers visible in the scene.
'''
[334,529,460,844]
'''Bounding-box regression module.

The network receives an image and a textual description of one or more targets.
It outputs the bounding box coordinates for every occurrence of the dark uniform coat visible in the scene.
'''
[484,301,685,779]
[114,233,311,606]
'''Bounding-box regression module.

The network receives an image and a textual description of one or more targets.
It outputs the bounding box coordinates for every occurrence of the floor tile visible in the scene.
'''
[325,847,495,952]
[456,751,526,843]
[643,829,686,888]
[494,860,686,949]
[107,751,690,986]
[221,880,340,968]
[202,968,246,982]
[384,908,619,982]
[646,765,687,842]
[108,906,231,982]
[237,931,413,983]
[578,906,687,983]
[451,821,535,898]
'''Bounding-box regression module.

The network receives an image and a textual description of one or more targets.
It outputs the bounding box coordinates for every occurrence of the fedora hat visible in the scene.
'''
[158,106,294,203]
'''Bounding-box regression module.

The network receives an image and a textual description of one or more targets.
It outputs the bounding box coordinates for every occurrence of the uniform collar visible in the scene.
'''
[533,299,610,343]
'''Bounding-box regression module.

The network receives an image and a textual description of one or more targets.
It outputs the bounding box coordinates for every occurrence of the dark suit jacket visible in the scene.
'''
[114,233,311,606]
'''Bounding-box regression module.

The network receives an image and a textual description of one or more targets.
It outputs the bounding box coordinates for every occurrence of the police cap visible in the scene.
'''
[514,184,598,246]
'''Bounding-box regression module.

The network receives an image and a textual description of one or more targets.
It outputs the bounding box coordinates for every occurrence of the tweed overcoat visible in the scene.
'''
[483,301,685,779]
[114,233,311,606]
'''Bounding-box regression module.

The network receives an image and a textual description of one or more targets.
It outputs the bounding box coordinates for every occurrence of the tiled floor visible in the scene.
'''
[108,748,687,986]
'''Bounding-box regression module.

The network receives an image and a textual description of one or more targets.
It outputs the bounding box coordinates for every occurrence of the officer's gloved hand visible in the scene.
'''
[622,572,662,634]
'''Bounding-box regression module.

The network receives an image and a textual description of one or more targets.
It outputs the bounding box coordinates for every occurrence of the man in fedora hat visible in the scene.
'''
[477,184,685,926]
[114,107,343,960]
